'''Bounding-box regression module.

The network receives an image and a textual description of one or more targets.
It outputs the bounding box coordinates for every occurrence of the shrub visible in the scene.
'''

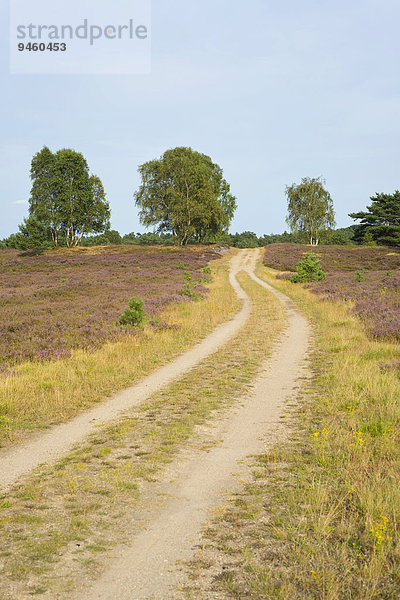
[355,269,368,282]
[82,234,110,247]
[363,231,378,246]
[180,270,201,300]
[180,281,199,299]
[119,297,145,327]
[104,230,122,245]
[291,252,326,283]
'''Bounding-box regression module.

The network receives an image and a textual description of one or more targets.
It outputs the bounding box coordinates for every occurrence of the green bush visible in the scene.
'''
[119,297,145,327]
[291,252,326,283]
[354,268,368,282]
[180,281,200,299]
[103,230,122,245]
[180,270,201,300]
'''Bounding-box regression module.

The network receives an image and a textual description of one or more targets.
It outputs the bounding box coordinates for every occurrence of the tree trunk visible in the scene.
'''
[65,227,72,248]
[51,229,58,248]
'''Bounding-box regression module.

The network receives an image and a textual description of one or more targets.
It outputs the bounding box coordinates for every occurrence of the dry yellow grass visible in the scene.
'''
[0,253,240,445]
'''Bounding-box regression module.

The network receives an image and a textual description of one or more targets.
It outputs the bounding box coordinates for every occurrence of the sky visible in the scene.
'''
[1,0,400,239]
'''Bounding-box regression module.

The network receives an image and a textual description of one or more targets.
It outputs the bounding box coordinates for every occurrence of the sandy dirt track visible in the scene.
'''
[70,250,312,600]
[0,250,255,493]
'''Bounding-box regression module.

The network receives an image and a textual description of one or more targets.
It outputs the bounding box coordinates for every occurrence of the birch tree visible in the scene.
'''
[28,147,110,247]
[29,146,60,247]
[286,177,335,245]
[134,147,236,245]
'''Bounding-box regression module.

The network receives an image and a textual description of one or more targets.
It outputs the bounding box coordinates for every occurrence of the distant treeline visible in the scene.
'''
[1,226,358,250]
[4,145,399,250]
[83,226,357,248]
[219,226,357,247]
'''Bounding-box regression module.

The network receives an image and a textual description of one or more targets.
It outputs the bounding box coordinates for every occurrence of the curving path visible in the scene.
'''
[71,249,312,600]
[0,250,257,493]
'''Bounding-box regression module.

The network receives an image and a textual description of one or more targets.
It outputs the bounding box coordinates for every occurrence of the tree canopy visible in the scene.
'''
[134,147,237,245]
[28,146,110,248]
[349,191,400,247]
[229,231,260,248]
[286,177,336,245]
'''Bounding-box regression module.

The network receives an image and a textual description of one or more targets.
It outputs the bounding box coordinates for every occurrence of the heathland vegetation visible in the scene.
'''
[265,243,400,342]
[0,245,233,443]
[0,245,216,373]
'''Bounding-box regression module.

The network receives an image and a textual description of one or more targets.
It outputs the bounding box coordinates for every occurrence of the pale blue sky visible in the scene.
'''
[1,0,400,238]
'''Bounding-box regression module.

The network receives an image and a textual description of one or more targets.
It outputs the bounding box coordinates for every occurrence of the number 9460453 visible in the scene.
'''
[18,42,67,52]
